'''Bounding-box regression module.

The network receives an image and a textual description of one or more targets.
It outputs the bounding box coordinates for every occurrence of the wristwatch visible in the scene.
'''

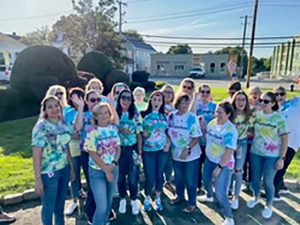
[112,160,118,166]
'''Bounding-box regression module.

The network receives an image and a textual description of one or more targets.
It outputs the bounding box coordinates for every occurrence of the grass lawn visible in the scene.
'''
[0,87,300,198]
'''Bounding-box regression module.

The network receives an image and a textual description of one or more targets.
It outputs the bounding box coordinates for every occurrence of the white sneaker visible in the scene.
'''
[262,206,273,219]
[118,199,127,214]
[247,198,259,208]
[231,198,239,210]
[65,202,78,216]
[198,195,214,203]
[222,217,235,225]
[273,196,282,202]
[131,199,139,215]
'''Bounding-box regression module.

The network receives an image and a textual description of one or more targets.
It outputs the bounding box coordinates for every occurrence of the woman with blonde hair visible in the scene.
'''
[45,85,68,108]
[85,78,107,103]
[32,95,74,225]
[84,102,121,225]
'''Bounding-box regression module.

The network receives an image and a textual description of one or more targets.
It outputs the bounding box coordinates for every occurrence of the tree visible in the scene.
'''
[52,0,123,64]
[21,26,54,46]
[123,29,143,40]
[214,46,248,77]
[167,44,192,54]
[262,57,272,71]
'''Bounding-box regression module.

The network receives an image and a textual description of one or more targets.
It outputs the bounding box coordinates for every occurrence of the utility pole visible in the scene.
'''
[240,15,248,78]
[117,0,126,34]
[246,0,259,88]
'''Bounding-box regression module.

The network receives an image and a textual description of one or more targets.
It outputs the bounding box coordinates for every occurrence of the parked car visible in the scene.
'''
[0,65,12,83]
[189,67,205,78]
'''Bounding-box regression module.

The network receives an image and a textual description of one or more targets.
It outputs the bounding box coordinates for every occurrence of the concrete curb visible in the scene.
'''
[1,179,299,206]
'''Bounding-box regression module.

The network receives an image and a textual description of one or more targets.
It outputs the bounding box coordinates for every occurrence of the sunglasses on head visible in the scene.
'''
[275,92,286,97]
[120,95,132,101]
[89,97,100,103]
[259,99,272,104]
[55,92,64,96]
[183,85,193,90]
[201,90,210,94]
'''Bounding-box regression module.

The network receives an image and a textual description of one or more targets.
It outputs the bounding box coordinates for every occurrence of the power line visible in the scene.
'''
[142,34,295,40]
[126,3,253,23]
[126,0,152,3]
[0,9,73,22]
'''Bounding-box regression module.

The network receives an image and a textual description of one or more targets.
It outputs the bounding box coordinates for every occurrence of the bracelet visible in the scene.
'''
[217,164,223,169]
[112,160,118,166]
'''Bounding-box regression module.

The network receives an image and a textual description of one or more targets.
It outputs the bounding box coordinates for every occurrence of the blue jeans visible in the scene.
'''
[232,139,248,196]
[250,153,278,205]
[118,145,139,200]
[203,158,233,218]
[81,151,96,221]
[173,159,199,206]
[143,150,169,196]
[163,151,173,182]
[89,167,118,225]
[41,166,70,225]
[70,156,81,199]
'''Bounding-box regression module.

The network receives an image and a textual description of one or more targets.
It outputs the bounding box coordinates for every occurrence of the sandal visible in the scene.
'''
[183,205,195,213]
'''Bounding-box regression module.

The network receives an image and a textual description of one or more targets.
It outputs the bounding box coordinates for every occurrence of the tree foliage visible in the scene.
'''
[21,26,54,46]
[167,44,192,54]
[124,29,143,40]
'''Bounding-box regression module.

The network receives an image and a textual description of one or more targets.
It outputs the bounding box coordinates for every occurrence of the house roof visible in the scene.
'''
[0,33,22,44]
[123,34,156,52]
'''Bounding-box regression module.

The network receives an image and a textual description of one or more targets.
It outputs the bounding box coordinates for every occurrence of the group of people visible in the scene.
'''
[31,77,300,225]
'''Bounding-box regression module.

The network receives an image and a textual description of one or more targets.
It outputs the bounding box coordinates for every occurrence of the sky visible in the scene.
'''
[1,0,300,58]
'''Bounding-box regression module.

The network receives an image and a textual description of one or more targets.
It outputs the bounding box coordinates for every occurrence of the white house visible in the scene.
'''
[121,34,156,74]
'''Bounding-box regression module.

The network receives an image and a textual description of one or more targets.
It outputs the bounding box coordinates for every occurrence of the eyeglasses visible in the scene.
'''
[259,99,272,104]
[183,85,193,90]
[201,90,210,94]
[55,92,64,96]
[236,98,246,102]
[89,98,100,103]
[275,92,286,97]
[163,91,173,95]
[120,96,132,101]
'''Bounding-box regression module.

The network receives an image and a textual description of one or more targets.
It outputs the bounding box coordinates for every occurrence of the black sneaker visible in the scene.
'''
[109,210,116,222]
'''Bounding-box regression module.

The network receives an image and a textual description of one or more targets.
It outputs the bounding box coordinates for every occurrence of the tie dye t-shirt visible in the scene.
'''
[32,119,71,174]
[118,111,143,146]
[280,97,300,151]
[142,112,168,152]
[205,119,238,169]
[81,111,93,151]
[251,111,288,157]
[234,114,252,140]
[196,101,217,125]
[168,111,202,162]
[84,125,120,170]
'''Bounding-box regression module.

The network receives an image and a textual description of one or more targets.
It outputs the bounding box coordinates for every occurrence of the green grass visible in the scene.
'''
[0,87,300,198]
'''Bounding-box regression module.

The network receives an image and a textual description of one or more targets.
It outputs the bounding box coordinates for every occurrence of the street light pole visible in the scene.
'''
[246,0,259,88]
[240,15,248,78]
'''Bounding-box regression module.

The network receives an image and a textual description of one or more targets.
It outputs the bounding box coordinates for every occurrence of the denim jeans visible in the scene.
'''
[173,158,199,206]
[89,167,118,225]
[203,158,233,218]
[274,147,296,195]
[70,156,81,199]
[163,151,173,182]
[198,144,206,189]
[250,153,278,205]
[232,139,248,196]
[41,166,70,225]
[118,145,139,200]
[143,150,169,196]
[81,151,96,222]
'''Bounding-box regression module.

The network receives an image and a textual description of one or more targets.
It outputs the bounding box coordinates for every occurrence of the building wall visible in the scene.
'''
[151,53,229,78]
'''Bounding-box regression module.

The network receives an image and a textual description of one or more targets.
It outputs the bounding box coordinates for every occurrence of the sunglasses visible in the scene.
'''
[183,85,193,90]
[55,92,64,96]
[120,96,132,101]
[89,98,100,103]
[259,99,272,104]
[275,92,286,97]
[201,90,210,94]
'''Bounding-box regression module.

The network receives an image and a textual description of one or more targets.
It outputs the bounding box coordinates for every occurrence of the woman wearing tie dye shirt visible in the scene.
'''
[116,89,143,215]
[247,92,288,219]
[168,94,202,214]
[199,102,238,225]
[32,95,74,225]
[141,91,170,212]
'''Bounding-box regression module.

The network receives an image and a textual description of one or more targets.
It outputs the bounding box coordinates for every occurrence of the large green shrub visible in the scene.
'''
[104,70,130,95]
[132,70,150,84]
[10,45,78,102]
[77,51,114,81]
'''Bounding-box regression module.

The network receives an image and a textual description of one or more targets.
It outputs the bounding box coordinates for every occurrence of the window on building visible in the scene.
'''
[220,62,226,72]
[174,65,184,71]
[157,64,165,71]
[210,63,215,73]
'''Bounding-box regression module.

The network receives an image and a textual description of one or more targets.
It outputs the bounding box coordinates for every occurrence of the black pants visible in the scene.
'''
[243,143,252,183]
[197,145,206,189]
[274,147,296,195]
